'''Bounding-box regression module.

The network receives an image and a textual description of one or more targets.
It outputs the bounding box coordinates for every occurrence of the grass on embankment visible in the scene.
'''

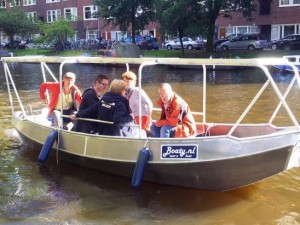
[9,48,300,59]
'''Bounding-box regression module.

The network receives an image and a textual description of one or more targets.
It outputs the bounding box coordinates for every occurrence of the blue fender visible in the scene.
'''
[131,147,151,189]
[38,129,58,163]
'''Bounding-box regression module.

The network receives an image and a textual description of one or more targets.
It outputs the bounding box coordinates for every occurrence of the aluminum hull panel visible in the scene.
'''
[12,113,297,191]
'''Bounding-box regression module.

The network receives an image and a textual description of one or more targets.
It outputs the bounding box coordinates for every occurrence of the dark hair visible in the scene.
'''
[95,74,109,83]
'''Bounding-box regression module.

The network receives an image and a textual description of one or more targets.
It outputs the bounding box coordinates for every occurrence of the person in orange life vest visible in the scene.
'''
[150,83,197,138]
[122,71,153,131]
[39,72,82,128]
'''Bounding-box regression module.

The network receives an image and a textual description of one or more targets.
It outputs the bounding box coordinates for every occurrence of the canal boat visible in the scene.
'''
[273,55,300,73]
[2,56,300,191]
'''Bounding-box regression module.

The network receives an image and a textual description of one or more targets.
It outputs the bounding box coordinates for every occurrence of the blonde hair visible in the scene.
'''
[122,71,137,81]
[109,79,126,95]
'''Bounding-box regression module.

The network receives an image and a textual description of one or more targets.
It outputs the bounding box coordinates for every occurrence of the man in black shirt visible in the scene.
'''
[74,74,109,133]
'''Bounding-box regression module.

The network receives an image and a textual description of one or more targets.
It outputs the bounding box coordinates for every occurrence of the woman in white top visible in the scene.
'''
[122,71,153,131]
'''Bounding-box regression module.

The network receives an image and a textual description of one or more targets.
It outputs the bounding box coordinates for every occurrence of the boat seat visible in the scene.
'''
[195,123,208,137]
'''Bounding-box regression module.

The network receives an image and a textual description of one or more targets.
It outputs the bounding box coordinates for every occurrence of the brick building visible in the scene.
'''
[216,0,300,41]
[0,0,159,43]
[2,0,300,44]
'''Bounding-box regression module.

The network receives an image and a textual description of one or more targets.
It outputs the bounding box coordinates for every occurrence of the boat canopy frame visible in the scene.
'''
[2,56,300,138]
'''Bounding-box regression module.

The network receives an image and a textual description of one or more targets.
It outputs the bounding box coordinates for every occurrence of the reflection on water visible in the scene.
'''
[1,63,300,224]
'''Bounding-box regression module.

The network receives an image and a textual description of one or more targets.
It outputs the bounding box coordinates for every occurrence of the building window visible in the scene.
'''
[84,5,98,20]
[282,25,297,36]
[86,29,98,39]
[235,26,248,34]
[23,0,36,6]
[28,12,37,22]
[0,0,6,8]
[46,0,60,3]
[280,0,300,6]
[280,0,289,5]
[47,9,61,22]
[10,0,20,6]
[64,7,77,21]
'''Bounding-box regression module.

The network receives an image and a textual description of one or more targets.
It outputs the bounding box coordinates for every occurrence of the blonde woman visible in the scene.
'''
[72,79,136,136]
[122,71,153,131]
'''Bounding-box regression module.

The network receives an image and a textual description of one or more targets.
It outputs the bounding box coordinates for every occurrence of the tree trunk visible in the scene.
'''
[178,29,185,57]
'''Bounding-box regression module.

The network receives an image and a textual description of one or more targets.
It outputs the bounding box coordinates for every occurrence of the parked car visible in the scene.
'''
[268,34,300,50]
[218,33,268,51]
[213,34,243,51]
[141,36,159,50]
[122,35,158,50]
[164,37,205,50]
[122,35,145,45]
[3,40,28,49]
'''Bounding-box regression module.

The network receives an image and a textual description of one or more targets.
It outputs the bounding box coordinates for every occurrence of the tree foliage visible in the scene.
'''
[0,7,39,41]
[40,18,74,42]
[93,0,155,44]
[156,0,207,55]
[156,0,259,52]
[39,18,75,51]
[190,0,258,52]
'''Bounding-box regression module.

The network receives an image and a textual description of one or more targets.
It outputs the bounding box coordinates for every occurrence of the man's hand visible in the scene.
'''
[69,114,77,121]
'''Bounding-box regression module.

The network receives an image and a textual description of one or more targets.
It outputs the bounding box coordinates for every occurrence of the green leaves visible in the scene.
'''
[94,0,155,42]
[0,7,38,40]
[40,18,74,43]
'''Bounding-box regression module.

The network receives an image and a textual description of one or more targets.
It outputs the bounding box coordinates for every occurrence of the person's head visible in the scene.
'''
[94,74,109,94]
[122,71,137,88]
[158,83,173,104]
[109,79,127,96]
[63,72,76,87]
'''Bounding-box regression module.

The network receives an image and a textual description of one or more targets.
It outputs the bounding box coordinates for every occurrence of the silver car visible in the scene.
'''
[164,37,204,50]
[219,33,268,51]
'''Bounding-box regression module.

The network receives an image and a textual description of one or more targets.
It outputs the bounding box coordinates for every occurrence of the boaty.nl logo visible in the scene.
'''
[161,144,198,160]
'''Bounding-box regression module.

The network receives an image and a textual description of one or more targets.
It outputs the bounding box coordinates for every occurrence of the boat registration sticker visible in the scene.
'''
[161,144,198,160]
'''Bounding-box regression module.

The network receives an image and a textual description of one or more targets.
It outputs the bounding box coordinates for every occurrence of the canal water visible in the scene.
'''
[0,62,300,225]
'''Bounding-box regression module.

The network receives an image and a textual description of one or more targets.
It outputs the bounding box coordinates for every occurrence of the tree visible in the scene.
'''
[190,0,259,52]
[156,0,260,53]
[0,6,39,42]
[93,0,155,45]
[40,18,75,52]
[156,0,206,56]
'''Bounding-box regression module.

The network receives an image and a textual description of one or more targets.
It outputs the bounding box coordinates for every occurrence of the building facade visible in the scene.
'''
[2,1,299,45]
[0,0,159,43]
[216,0,300,41]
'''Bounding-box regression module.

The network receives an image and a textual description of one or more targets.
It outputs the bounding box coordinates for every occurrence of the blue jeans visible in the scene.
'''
[150,124,175,138]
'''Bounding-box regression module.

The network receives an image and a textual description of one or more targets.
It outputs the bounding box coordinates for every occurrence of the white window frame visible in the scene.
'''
[10,0,20,7]
[280,0,300,6]
[46,0,60,3]
[23,0,36,6]
[28,11,37,22]
[64,7,77,21]
[0,0,6,8]
[86,29,98,39]
[84,5,98,20]
[47,9,61,23]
